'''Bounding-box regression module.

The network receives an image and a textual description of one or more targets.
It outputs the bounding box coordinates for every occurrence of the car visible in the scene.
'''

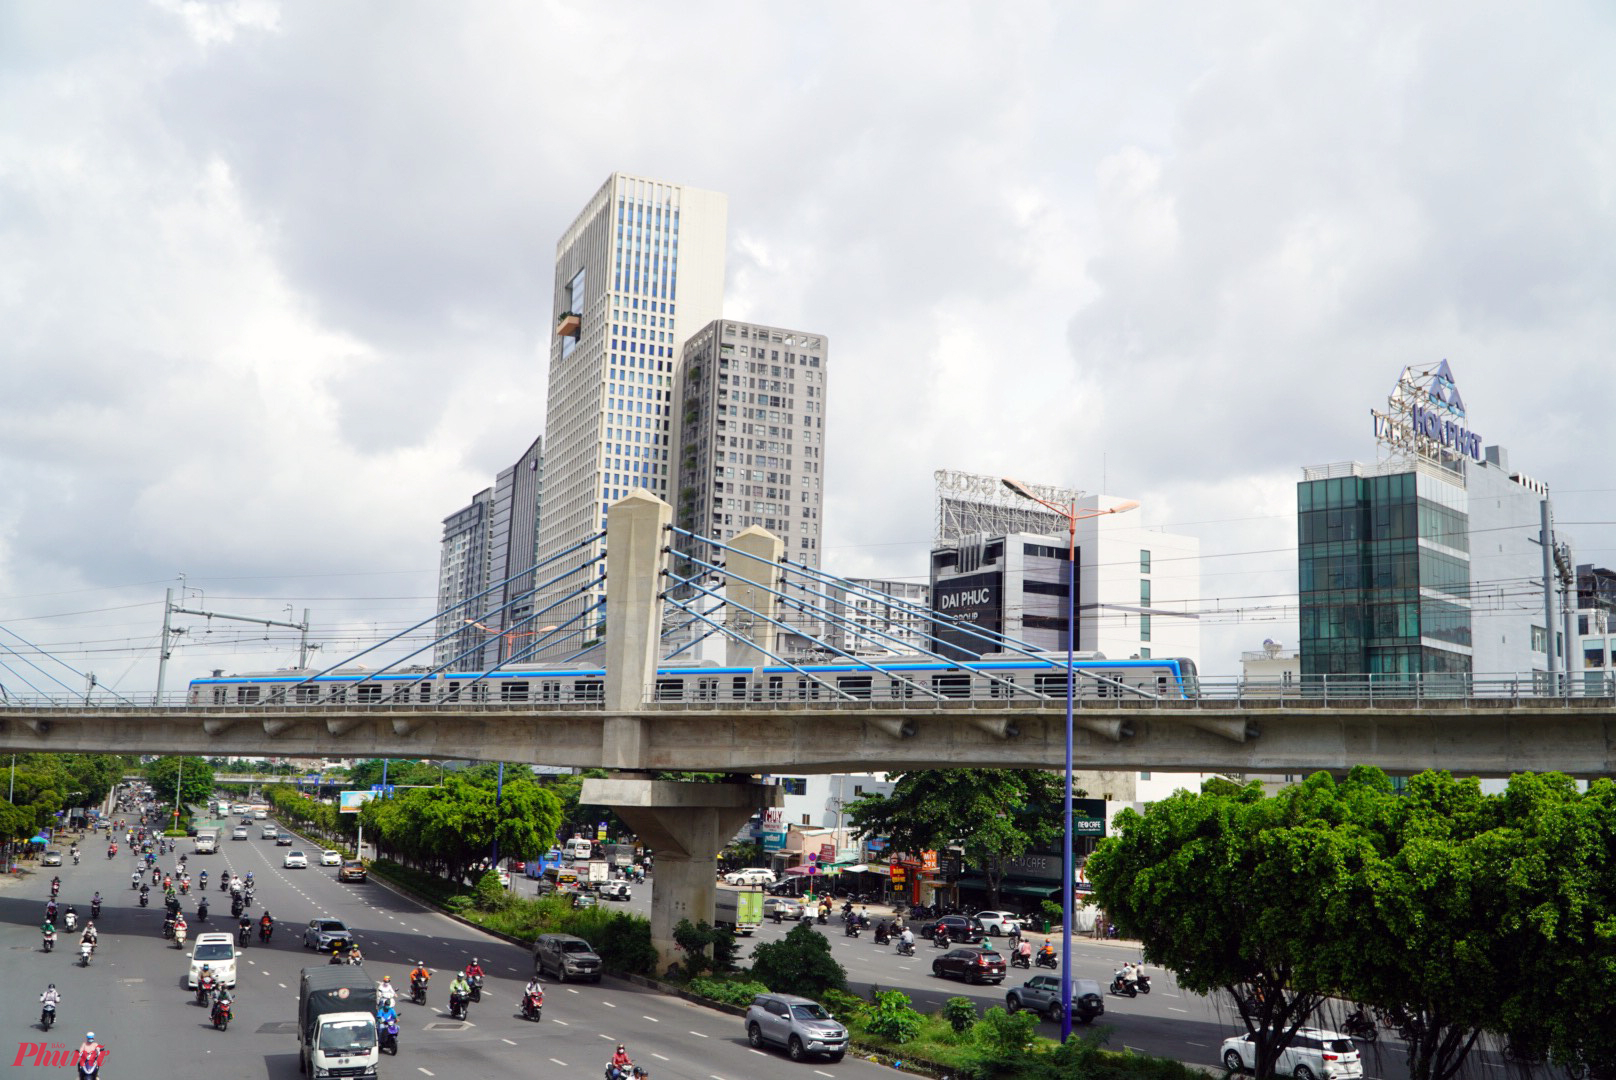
[338,859,367,883]
[187,932,238,988]
[745,993,848,1063]
[497,868,511,888]
[260,825,279,840]
[275,832,294,846]
[926,914,986,944]
[533,933,602,983]
[230,827,248,841]
[302,918,352,952]
[1220,1028,1364,1079]
[41,850,62,867]
[185,824,198,837]
[1006,975,1104,1024]
[320,850,342,866]
[765,878,807,897]
[762,897,805,921]
[932,947,1007,984]
[572,891,597,909]
[975,910,1022,937]
[598,880,632,901]
[253,809,267,819]
[284,851,308,869]
[723,867,776,886]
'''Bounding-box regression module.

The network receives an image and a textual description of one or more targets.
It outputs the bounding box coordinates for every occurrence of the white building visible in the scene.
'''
[535,174,728,641]
[1075,495,1201,663]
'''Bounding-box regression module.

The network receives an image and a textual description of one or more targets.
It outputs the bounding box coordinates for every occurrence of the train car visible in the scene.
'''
[187,664,606,706]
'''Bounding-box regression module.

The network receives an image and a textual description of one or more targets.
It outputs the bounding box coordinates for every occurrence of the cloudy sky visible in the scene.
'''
[3,1,1613,698]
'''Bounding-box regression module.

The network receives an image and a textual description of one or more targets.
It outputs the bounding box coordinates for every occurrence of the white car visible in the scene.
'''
[187,932,238,988]
[320,850,342,866]
[284,851,309,869]
[723,867,776,886]
[230,827,248,841]
[975,911,1021,937]
[1220,1028,1363,1079]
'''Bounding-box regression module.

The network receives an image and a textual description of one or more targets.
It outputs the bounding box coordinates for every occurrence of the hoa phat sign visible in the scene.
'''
[1372,360,1485,464]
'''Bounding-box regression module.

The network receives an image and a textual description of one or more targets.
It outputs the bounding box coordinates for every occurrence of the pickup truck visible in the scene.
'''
[298,966,379,1078]
[1005,975,1105,1024]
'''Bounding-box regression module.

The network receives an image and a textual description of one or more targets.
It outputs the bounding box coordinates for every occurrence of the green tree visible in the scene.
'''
[141,756,215,817]
[845,769,1065,909]
[357,768,562,883]
[748,922,847,999]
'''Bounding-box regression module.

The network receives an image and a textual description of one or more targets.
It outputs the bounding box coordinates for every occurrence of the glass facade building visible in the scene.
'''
[1297,466,1475,680]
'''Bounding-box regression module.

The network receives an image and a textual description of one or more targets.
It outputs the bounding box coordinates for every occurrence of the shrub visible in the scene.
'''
[748,922,847,999]
[944,996,979,1034]
[862,990,923,1044]
[472,870,510,912]
[687,976,768,1007]
[673,919,719,979]
[971,1006,1037,1058]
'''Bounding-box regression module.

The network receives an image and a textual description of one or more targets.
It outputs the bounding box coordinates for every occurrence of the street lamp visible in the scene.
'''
[1001,478,1137,1042]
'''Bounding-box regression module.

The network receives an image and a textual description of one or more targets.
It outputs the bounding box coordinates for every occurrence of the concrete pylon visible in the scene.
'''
[602,490,671,766]
[582,776,781,973]
[725,526,783,669]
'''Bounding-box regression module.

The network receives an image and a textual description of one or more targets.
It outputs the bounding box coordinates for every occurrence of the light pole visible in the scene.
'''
[1001,478,1137,1042]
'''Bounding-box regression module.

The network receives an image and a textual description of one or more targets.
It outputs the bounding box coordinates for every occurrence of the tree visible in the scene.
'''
[845,769,1065,909]
[141,756,215,818]
[748,922,847,999]
[357,768,562,883]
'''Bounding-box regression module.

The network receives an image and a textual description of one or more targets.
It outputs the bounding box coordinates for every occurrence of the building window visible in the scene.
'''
[1140,614,1151,642]
[1139,647,1151,659]
[1140,579,1151,606]
[1531,625,1548,653]
[800,815,811,826]
[1139,771,1151,780]
[1140,550,1151,574]
[781,777,807,795]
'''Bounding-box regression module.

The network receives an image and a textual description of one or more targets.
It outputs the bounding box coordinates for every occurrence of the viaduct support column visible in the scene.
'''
[582,777,780,974]
[602,490,669,767]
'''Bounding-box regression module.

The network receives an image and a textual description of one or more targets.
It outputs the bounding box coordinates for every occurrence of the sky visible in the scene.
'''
[2,1,1614,700]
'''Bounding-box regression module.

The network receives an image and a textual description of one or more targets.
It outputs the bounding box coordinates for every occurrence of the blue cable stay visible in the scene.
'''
[0,623,137,705]
[278,531,606,704]
[658,597,727,661]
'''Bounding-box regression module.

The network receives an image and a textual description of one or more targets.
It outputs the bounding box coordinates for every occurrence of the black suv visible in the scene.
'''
[927,915,985,944]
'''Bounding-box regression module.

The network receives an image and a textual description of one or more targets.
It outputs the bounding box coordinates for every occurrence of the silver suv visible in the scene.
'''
[745,993,847,1063]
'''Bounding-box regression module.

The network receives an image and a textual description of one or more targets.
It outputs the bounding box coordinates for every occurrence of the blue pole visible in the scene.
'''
[491,762,505,876]
[1061,515,1075,1043]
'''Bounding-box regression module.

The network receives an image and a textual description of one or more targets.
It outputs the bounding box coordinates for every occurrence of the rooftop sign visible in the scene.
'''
[1371,360,1485,464]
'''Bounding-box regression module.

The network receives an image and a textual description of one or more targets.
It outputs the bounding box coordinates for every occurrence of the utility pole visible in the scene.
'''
[155,588,313,699]
[1541,500,1557,691]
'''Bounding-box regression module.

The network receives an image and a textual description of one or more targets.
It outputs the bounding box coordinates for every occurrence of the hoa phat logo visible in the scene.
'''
[11,1043,109,1068]
[1372,359,1485,463]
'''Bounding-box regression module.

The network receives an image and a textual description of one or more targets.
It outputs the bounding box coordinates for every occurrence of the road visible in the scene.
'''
[0,821,879,1080]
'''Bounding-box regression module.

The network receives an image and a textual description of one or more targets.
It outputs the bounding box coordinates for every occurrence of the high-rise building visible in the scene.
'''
[536,174,728,639]
[1300,363,1564,683]
[434,488,493,671]
[824,577,932,657]
[672,319,828,579]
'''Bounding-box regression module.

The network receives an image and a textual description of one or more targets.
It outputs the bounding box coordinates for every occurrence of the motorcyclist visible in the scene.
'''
[448,973,471,1015]
[608,1044,635,1080]
[464,957,485,1000]
[259,911,274,942]
[196,965,217,1005]
[39,984,60,1026]
[196,896,209,921]
[898,926,915,954]
[77,1032,105,1075]
[50,876,61,897]
[1016,938,1033,965]
[45,899,59,922]
[41,919,56,950]
[198,869,208,888]
[211,986,233,1026]
[934,926,949,949]
[238,912,253,943]
[1038,941,1056,966]
[376,975,397,1010]
[874,920,890,944]
[243,870,254,887]
[375,998,398,1036]
[173,913,189,947]
[90,892,102,918]
[80,922,97,950]
[130,869,141,889]
[409,961,431,999]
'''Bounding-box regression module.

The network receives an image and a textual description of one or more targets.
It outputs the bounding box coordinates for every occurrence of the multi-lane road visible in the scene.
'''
[4,818,1559,1080]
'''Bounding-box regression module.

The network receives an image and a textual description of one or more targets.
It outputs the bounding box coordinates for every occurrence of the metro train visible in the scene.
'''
[187,654,1198,706]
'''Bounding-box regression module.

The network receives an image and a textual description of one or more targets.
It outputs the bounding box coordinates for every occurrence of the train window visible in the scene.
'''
[655,678,684,702]
[933,674,970,698]
[574,680,604,702]
[796,677,821,700]
[266,687,287,704]
[732,676,748,701]
[212,687,227,705]
[295,685,319,704]
[768,676,783,700]
[1156,676,1169,697]
[697,677,719,701]
[328,687,347,704]
[1034,672,1069,697]
[236,686,260,704]
[989,675,1016,698]
[889,680,914,699]
[418,683,434,703]
[357,684,382,704]
[445,682,461,702]
[838,676,872,699]
[540,682,561,702]
[501,681,529,702]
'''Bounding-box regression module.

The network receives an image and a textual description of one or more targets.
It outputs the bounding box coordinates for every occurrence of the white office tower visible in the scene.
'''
[536,174,728,644]
[1074,495,1200,665]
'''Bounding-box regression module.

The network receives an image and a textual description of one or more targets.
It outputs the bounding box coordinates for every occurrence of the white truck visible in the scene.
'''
[193,830,218,854]
[586,860,610,889]
[298,967,380,1078]
[715,885,764,936]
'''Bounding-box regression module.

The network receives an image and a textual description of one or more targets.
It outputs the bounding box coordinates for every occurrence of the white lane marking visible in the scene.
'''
[566,987,580,994]
[418,1071,435,1077]
[689,1030,709,1038]
[1169,1007,1188,1013]
[552,1019,569,1026]
[642,1016,659,1022]
[602,1001,616,1008]
[549,1060,568,1068]
[815,1072,835,1078]
[501,1038,516,1045]
[651,1054,669,1061]
[749,1048,767,1056]
[599,1033,615,1040]
[277,983,287,989]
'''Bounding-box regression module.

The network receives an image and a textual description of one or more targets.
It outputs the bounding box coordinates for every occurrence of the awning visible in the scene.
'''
[952,876,1060,898]
[784,865,818,876]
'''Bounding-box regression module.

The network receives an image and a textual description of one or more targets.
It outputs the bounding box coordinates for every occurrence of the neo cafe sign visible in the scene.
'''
[1372,359,1485,462]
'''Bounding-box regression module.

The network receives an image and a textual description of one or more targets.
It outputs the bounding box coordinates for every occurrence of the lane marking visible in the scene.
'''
[689,1030,709,1038]
[598,1033,615,1040]
[418,1071,435,1077]
[501,1038,516,1045]
[602,1001,616,1008]
[642,1016,659,1022]
[549,1060,568,1068]
[651,1053,669,1061]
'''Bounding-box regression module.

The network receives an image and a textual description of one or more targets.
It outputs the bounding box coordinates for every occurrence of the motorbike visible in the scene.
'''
[844,921,861,938]
[895,940,916,957]
[1010,951,1031,969]
[79,940,93,967]
[89,899,101,920]
[449,989,470,1020]
[150,868,160,885]
[410,975,428,1006]
[162,916,175,939]
[196,898,209,921]
[1342,1010,1378,1043]
[107,847,116,860]
[933,933,950,950]
[130,874,140,889]
[179,880,189,895]
[212,998,232,1031]
[230,899,244,918]
[42,931,56,953]
[1035,951,1058,970]
[174,924,188,948]
[1110,974,1150,996]
[605,1062,649,1080]
[816,911,828,925]
[196,980,216,1007]
[259,921,274,944]
[238,923,251,947]
[521,989,544,1021]
[72,852,80,865]
[468,973,484,1003]
[50,881,61,899]
[40,1001,55,1031]
[378,1015,399,1054]
[64,911,78,932]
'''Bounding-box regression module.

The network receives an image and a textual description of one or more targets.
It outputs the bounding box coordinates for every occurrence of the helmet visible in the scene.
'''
[47,983,55,990]
[85,1032,95,1040]
[382,975,391,982]
[471,957,479,965]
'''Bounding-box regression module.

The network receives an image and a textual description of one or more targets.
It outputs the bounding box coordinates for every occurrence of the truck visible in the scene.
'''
[585,859,611,888]
[193,830,218,854]
[603,842,637,870]
[714,885,764,936]
[297,966,380,1078]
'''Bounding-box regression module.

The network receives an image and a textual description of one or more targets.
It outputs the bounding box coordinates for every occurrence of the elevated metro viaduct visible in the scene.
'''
[8,493,1616,964]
